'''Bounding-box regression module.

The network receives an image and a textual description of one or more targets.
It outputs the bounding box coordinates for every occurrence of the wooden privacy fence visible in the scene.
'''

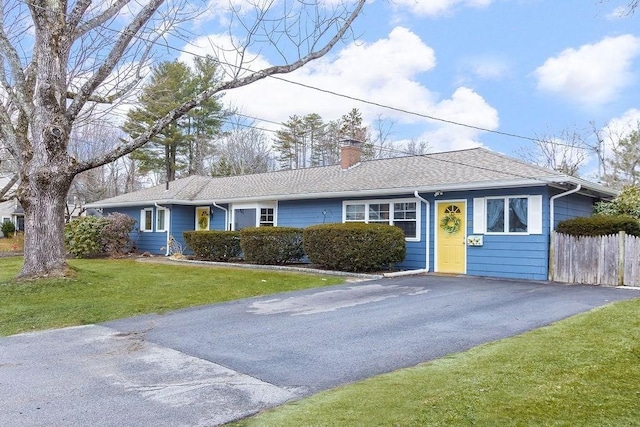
[549,231,640,286]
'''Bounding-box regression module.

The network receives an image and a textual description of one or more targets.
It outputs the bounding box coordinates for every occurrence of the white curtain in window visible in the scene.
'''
[486,199,503,231]
[510,198,528,230]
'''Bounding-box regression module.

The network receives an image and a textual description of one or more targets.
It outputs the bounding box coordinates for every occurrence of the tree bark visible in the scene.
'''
[17,175,73,278]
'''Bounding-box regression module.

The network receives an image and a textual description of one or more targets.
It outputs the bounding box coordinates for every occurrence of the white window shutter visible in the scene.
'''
[473,198,485,234]
[140,209,145,231]
[528,195,543,234]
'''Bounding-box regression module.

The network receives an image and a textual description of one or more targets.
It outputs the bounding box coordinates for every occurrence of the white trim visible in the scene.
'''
[473,197,485,234]
[230,201,278,230]
[434,199,467,274]
[413,191,430,272]
[156,207,169,232]
[482,195,541,235]
[140,208,153,232]
[341,198,421,242]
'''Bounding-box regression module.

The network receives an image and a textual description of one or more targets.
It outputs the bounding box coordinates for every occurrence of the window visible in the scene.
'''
[140,208,153,232]
[343,199,419,240]
[486,197,529,233]
[260,208,275,226]
[156,207,168,232]
[368,204,390,224]
[393,202,417,238]
[232,203,277,230]
[345,204,365,221]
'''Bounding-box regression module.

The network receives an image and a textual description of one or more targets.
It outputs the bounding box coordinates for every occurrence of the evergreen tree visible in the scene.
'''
[123,59,224,182]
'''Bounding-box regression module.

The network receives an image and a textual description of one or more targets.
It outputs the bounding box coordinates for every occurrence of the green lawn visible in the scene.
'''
[0,257,344,336]
[235,298,640,427]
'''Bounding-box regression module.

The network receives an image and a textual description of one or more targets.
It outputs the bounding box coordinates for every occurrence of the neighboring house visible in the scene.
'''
[86,144,616,281]
[0,199,24,235]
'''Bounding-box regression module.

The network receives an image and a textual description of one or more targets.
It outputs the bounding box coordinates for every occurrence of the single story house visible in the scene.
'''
[86,145,617,281]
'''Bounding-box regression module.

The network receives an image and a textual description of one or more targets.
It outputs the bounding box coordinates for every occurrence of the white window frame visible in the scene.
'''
[230,202,278,230]
[156,207,168,232]
[342,198,420,242]
[473,195,543,235]
[259,207,275,227]
[140,208,153,232]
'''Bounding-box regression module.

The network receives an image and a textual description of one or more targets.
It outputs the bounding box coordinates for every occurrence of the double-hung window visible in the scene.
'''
[343,199,419,240]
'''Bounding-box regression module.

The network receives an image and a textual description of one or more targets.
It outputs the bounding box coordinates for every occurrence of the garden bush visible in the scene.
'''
[240,227,304,265]
[1,220,15,238]
[303,223,406,272]
[183,230,241,261]
[65,214,136,257]
[100,213,137,255]
[556,215,640,237]
[64,216,108,257]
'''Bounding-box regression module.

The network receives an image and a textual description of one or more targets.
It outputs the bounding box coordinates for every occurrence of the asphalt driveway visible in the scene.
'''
[1,274,639,426]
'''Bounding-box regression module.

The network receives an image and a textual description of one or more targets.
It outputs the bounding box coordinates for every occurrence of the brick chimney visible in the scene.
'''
[341,139,363,169]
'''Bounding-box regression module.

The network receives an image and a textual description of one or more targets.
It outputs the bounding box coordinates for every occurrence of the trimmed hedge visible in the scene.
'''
[556,215,640,237]
[183,230,242,261]
[303,222,406,272]
[240,227,304,265]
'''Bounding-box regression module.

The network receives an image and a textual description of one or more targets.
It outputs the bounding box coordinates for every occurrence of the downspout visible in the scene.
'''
[549,184,581,233]
[414,191,430,272]
[155,202,170,256]
[548,184,581,281]
[212,202,228,231]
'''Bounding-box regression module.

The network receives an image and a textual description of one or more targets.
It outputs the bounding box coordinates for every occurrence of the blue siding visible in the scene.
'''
[277,197,428,271]
[552,191,597,228]
[466,187,550,281]
[103,206,168,254]
[101,183,602,281]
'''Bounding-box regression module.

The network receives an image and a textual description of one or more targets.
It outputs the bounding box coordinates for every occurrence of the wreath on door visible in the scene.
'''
[440,213,461,234]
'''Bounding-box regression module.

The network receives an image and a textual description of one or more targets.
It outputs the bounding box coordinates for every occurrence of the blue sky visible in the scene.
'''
[179,0,640,177]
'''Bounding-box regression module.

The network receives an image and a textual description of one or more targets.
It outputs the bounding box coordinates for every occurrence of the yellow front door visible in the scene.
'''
[436,201,466,274]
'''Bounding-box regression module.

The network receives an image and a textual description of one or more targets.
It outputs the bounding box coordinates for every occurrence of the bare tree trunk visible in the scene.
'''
[18,176,73,278]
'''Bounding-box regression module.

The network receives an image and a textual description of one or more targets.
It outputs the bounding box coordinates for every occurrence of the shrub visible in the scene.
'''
[303,223,406,272]
[593,186,640,219]
[183,230,242,261]
[100,212,136,255]
[1,220,15,238]
[65,214,136,258]
[556,215,640,237]
[64,216,108,257]
[240,227,304,265]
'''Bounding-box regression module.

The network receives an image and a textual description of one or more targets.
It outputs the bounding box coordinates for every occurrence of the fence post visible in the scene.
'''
[549,230,555,281]
[618,231,626,286]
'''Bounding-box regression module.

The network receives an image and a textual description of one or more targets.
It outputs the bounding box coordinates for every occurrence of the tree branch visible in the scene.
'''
[74,0,366,175]
[71,0,132,39]
[0,7,30,115]
[65,0,165,122]
[0,172,18,199]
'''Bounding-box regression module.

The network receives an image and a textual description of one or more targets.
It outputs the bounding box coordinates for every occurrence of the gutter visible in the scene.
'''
[549,184,581,234]
[155,202,170,256]
[414,191,430,272]
[212,202,228,231]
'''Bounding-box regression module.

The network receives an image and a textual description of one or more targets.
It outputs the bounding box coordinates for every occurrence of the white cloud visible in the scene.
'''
[179,26,498,152]
[392,0,493,17]
[418,87,498,152]
[533,35,640,107]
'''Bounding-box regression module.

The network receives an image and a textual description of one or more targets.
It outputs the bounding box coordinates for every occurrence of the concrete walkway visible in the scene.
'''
[1,275,638,426]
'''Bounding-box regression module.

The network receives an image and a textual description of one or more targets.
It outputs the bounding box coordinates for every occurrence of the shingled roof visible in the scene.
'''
[87,147,616,208]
